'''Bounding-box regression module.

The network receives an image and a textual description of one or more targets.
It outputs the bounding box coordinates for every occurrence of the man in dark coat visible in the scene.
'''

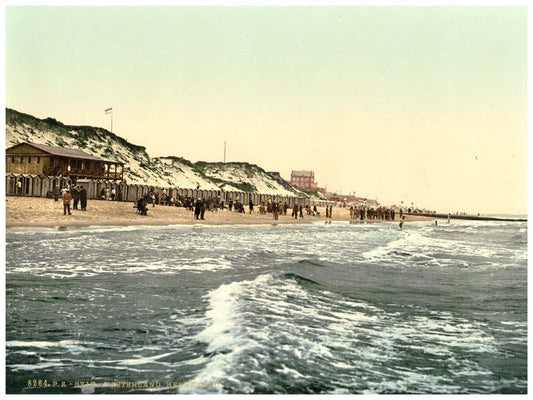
[79,187,88,211]
[72,186,79,210]
[195,198,202,220]
[200,199,206,220]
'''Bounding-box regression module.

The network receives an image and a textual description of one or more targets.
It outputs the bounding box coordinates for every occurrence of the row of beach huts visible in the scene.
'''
[5,173,332,208]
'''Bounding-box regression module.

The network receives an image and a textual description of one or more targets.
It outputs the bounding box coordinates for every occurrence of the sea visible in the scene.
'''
[5,218,527,394]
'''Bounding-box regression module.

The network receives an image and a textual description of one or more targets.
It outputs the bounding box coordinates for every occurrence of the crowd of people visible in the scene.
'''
[349,205,399,221]
[52,183,408,225]
[131,192,322,222]
[56,185,89,215]
[131,190,408,224]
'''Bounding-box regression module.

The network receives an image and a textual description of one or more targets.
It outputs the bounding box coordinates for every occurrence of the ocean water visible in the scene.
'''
[5,219,527,394]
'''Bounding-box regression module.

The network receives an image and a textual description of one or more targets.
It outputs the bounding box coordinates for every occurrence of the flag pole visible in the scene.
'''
[105,107,113,133]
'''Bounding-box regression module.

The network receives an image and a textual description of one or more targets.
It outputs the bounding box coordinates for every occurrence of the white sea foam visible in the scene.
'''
[187,272,411,393]
[6,340,92,352]
[118,351,176,366]
[8,361,65,372]
[7,340,59,348]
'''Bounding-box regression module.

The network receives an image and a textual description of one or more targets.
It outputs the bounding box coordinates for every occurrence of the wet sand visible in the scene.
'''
[5,197,433,229]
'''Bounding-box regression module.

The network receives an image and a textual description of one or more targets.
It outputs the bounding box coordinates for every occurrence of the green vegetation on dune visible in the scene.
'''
[6,108,148,156]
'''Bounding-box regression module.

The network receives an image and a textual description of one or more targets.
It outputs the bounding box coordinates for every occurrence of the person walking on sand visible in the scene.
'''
[299,205,304,219]
[249,199,254,214]
[293,204,299,220]
[62,189,72,216]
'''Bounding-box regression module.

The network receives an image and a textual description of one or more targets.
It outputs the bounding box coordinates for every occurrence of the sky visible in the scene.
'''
[4,4,528,214]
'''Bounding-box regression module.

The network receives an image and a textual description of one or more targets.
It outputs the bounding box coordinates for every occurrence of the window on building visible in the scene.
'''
[11,156,15,163]
[20,157,24,163]
[37,157,40,164]
[28,156,32,163]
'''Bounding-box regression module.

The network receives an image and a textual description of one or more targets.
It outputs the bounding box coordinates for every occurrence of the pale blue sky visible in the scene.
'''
[5,6,528,214]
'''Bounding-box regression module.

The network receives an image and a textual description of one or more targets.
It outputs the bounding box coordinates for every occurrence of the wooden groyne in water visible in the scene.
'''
[409,213,527,222]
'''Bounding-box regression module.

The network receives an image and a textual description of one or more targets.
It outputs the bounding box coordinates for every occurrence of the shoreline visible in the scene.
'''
[5,197,434,230]
[409,212,527,223]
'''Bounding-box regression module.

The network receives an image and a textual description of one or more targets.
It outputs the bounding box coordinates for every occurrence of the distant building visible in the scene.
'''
[290,170,318,191]
[6,142,124,181]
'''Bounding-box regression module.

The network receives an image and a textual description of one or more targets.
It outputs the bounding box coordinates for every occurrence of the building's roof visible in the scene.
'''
[7,142,122,164]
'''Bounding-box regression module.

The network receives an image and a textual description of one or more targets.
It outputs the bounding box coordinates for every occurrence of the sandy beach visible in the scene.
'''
[5,197,434,229]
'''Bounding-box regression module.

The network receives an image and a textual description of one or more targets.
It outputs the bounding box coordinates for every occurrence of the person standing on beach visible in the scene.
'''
[194,198,202,220]
[200,199,206,220]
[79,187,87,211]
[16,180,22,196]
[62,189,72,216]
[72,186,79,210]
[329,206,333,219]
[293,204,298,220]
[273,202,279,220]
[299,205,304,219]
[249,199,254,214]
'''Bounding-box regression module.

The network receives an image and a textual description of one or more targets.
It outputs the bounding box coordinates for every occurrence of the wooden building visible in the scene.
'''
[6,142,124,181]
